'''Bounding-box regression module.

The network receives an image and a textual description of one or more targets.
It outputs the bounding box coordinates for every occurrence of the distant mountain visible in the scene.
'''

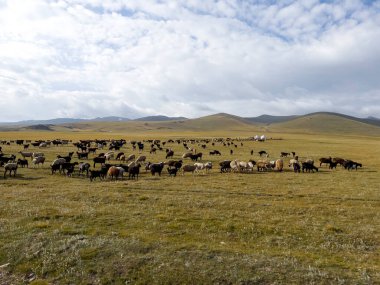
[89,116,131,122]
[269,112,380,136]
[134,115,188,122]
[244,114,298,124]
[0,116,131,126]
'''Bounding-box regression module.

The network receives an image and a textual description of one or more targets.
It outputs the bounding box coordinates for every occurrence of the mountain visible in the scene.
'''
[1,112,380,136]
[269,112,380,136]
[244,114,298,124]
[133,115,188,122]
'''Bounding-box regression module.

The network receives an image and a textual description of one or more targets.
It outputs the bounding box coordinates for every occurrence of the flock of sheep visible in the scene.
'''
[0,137,362,180]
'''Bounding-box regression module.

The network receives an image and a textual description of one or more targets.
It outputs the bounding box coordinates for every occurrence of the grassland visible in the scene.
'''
[0,127,379,284]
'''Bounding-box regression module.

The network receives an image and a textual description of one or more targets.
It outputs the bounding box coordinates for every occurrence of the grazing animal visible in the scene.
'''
[182,164,197,175]
[280,152,290,157]
[4,163,18,178]
[332,157,346,166]
[165,150,174,159]
[78,162,91,176]
[126,154,135,162]
[302,162,319,173]
[57,155,72,162]
[275,159,284,171]
[209,150,221,156]
[135,155,146,163]
[329,161,338,169]
[167,167,178,177]
[165,160,183,170]
[89,170,103,182]
[219,160,232,173]
[93,156,106,168]
[32,156,46,167]
[256,160,270,172]
[0,155,16,166]
[258,150,267,157]
[87,147,97,154]
[105,152,114,161]
[19,151,33,160]
[182,152,193,159]
[17,158,28,168]
[319,157,332,167]
[128,164,141,180]
[107,166,120,180]
[190,153,202,161]
[343,160,362,171]
[61,162,78,174]
[51,158,66,166]
[51,164,61,174]
[115,152,125,160]
[149,162,165,176]
[32,152,44,159]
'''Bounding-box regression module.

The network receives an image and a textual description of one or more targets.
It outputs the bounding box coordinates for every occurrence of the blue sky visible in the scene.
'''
[0,0,379,121]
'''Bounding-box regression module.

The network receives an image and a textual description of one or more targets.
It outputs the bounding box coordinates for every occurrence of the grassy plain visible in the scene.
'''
[0,128,379,284]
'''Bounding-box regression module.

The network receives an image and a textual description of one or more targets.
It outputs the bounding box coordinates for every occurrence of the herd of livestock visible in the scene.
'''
[0,138,363,180]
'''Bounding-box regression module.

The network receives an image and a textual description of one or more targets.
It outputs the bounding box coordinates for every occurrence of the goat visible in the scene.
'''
[4,163,18,178]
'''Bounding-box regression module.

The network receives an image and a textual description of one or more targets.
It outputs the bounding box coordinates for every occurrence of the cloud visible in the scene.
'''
[0,0,379,121]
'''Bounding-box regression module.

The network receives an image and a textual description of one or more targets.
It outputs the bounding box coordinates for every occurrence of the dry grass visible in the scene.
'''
[0,130,379,284]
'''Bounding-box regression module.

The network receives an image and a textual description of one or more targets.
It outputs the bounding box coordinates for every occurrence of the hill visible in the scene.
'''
[269,112,380,136]
[133,115,188,122]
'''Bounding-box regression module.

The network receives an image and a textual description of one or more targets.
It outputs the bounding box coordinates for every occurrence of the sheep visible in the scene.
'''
[302,162,318,173]
[182,164,197,175]
[76,152,89,160]
[116,152,124,160]
[0,154,15,166]
[107,166,120,180]
[230,160,241,172]
[19,151,33,160]
[104,152,114,161]
[219,160,232,173]
[78,162,91,177]
[149,162,165,176]
[51,158,66,166]
[275,159,284,172]
[237,161,254,173]
[332,157,346,166]
[343,160,362,171]
[89,170,103,182]
[4,163,18,178]
[32,156,45,167]
[135,155,146,163]
[93,156,106,168]
[116,166,125,179]
[128,163,141,180]
[256,160,271,172]
[319,157,332,167]
[126,154,135,162]
[17,158,28,168]
[182,152,193,159]
[167,167,178,177]
[32,152,44,159]
[165,150,174,159]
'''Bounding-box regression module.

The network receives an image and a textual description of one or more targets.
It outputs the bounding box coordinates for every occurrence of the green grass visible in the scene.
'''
[0,130,379,284]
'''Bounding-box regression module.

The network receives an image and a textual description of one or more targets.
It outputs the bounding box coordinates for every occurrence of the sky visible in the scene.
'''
[0,0,380,121]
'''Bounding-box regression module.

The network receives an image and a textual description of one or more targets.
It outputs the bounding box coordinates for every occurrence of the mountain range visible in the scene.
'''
[1,112,380,136]
[1,112,379,127]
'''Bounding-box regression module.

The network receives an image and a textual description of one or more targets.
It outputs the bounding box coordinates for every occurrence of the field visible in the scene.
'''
[0,128,379,284]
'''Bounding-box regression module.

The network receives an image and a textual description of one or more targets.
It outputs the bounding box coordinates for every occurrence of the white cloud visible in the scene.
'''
[0,0,379,121]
